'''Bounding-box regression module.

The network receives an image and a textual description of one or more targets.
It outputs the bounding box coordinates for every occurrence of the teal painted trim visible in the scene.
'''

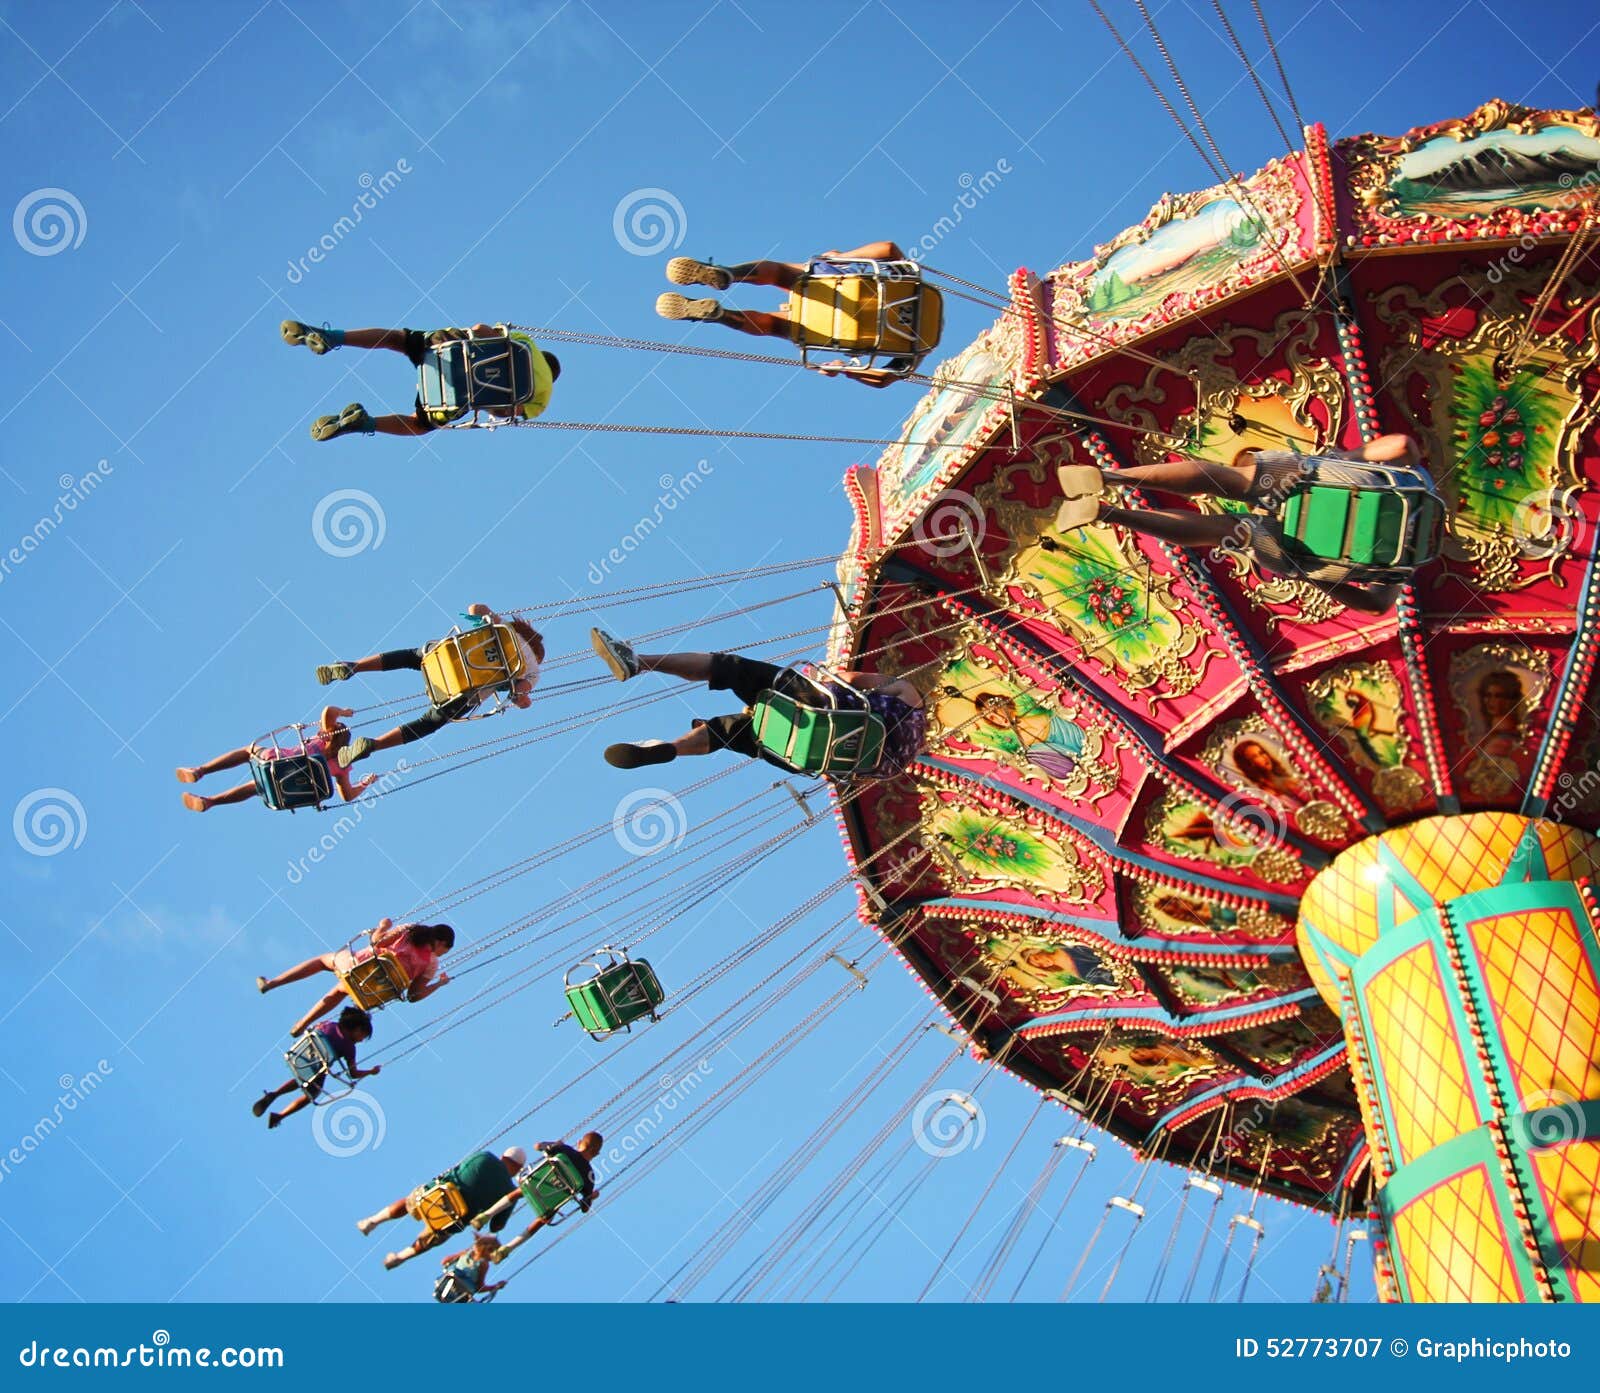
[916,895,1301,960]
[1148,1040,1346,1133]
[1296,918,1357,990]
[1024,986,1321,1035]
[920,756,1306,913]
[1500,820,1554,882]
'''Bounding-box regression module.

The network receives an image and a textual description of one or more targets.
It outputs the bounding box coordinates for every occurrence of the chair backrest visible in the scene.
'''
[1279,465,1444,579]
[409,1181,471,1233]
[433,1270,480,1303]
[340,952,412,1010]
[565,958,665,1036]
[790,260,942,363]
[286,1030,344,1091]
[751,689,887,775]
[418,337,535,412]
[516,1152,587,1220]
[421,623,526,708]
[251,753,334,811]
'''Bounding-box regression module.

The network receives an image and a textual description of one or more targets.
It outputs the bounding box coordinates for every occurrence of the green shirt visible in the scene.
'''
[439,1151,517,1230]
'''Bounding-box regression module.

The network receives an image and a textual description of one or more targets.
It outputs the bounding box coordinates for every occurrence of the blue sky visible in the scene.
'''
[1,0,1596,1305]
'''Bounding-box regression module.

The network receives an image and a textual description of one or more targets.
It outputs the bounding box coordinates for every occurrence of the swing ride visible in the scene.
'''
[226,5,1600,1301]
[821,90,1600,1301]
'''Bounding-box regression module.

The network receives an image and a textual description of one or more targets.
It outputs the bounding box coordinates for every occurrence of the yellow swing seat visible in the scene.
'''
[406,1181,472,1234]
[787,259,943,373]
[339,952,412,1010]
[420,622,527,716]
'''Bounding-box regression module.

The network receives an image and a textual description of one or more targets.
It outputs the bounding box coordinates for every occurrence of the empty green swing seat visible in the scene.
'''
[750,687,886,776]
[564,951,664,1040]
[516,1152,588,1221]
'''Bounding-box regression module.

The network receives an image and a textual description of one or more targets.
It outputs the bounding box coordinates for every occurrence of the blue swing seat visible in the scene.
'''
[418,336,536,416]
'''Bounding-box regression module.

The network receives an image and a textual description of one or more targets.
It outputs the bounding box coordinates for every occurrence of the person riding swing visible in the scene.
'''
[654,241,942,388]
[313,603,542,769]
[280,320,560,440]
[589,632,926,778]
[1053,433,1441,615]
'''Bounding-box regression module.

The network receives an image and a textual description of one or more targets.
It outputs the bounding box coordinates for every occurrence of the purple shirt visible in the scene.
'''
[315,1021,358,1070]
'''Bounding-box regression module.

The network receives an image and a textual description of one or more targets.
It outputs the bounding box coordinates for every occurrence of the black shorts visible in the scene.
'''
[697,653,811,764]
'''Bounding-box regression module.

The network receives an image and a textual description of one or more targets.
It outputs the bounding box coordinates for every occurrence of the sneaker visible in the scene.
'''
[281,319,332,354]
[656,292,723,323]
[337,736,374,769]
[252,1091,273,1118]
[604,741,678,770]
[666,257,733,290]
[590,628,639,681]
[311,403,372,441]
[316,662,352,686]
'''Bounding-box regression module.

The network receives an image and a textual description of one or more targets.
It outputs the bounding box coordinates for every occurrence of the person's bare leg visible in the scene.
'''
[1099,505,1240,549]
[669,726,714,758]
[633,652,715,683]
[371,415,434,437]
[358,1197,409,1235]
[716,309,792,340]
[268,1093,311,1126]
[289,986,347,1038]
[176,746,253,783]
[253,1080,296,1117]
[182,781,256,813]
[340,329,416,355]
[385,1229,441,1269]
[1357,433,1421,468]
[260,953,339,994]
[727,260,806,289]
[1110,459,1253,501]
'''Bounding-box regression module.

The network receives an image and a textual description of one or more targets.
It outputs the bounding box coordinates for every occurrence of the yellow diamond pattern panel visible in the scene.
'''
[1389,1164,1525,1302]
[1532,1140,1600,1303]
[1363,942,1482,1165]
[1467,907,1600,1108]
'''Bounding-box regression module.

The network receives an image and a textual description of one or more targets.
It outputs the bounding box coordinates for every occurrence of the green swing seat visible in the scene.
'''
[516,1152,588,1222]
[564,948,665,1040]
[750,677,887,776]
[1276,462,1444,583]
